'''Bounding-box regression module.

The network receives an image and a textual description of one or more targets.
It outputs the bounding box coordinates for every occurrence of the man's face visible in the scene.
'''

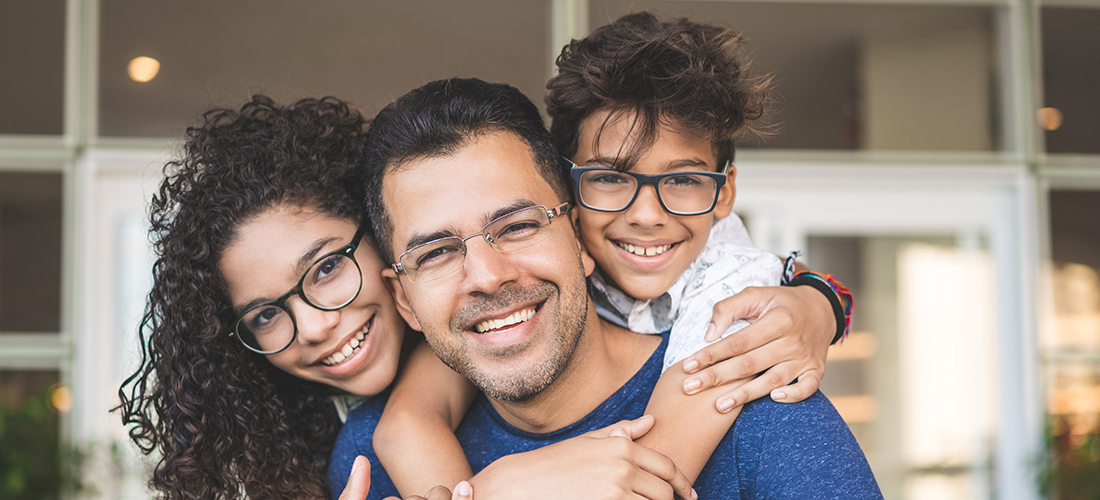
[381,131,596,402]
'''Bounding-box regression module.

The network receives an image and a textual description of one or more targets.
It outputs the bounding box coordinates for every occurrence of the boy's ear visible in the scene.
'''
[381,267,423,332]
[713,163,736,219]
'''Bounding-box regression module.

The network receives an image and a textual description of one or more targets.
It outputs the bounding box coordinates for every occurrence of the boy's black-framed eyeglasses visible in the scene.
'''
[567,160,728,216]
[231,223,367,355]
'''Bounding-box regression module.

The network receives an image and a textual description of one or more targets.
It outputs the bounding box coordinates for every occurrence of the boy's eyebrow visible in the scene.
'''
[584,155,713,171]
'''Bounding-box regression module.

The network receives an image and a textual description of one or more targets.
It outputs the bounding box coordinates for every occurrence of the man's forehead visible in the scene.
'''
[381,131,560,252]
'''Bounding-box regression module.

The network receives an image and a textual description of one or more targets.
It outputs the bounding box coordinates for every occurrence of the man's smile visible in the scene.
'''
[475,305,539,333]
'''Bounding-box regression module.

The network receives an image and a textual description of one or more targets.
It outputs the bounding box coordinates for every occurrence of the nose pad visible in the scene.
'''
[623,184,668,228]
[288,297,341,345]
[460,237,519,296]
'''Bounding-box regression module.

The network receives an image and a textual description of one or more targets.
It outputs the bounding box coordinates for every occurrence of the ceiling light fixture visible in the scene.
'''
[128,56,161,83]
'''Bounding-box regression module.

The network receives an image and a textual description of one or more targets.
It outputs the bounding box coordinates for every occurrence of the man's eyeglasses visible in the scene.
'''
[231,224,367,354]
[567,159,728,216]
[392,203,572,284]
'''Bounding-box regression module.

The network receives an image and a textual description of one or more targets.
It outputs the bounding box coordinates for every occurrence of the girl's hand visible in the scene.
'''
[681,285,834,412]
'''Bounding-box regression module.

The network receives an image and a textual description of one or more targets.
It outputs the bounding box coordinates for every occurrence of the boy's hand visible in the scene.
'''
[680,285,834,412]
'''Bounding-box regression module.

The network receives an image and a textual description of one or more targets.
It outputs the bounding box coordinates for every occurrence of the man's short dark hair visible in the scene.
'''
[363,77,571,263]
[546,11,773,171]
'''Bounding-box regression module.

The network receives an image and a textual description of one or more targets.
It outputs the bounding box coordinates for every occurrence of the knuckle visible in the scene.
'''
[775,312,796,332]
[735,355,758,375]
[765,371,789,389]
[704,368,726,387]
[696,347,716,367]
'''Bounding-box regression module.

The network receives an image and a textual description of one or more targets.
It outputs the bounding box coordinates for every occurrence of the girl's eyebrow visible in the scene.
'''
[233,236,341,314]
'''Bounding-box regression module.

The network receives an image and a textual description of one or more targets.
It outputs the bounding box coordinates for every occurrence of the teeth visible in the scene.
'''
[475,307,536,333]
[617,242,672,257]
[322,319,373,367]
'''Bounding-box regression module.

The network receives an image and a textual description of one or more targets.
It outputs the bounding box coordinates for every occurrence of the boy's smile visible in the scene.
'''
[573,109,735,300]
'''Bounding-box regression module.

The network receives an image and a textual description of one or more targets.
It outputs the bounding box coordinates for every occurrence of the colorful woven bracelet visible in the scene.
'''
[786,271,853,345]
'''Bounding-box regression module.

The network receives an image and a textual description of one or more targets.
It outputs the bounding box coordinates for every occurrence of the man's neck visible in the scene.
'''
[486,301,663,434]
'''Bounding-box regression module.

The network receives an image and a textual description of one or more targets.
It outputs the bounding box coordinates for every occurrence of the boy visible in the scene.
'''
[373,12,852,496]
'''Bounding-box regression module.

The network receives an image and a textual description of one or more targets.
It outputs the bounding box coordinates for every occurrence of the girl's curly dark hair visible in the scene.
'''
[117,95,370,500]
[546,11,775,170]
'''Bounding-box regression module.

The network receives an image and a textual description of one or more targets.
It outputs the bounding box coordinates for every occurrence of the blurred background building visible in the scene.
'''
[0,0,1097,499]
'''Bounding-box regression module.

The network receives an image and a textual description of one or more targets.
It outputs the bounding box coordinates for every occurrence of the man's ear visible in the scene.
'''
[713,163,736,219]
[570,217,597,278]
[381,267,423,332]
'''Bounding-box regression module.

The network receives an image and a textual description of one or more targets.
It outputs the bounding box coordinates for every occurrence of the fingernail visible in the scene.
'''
[683,358,700,373]
[772,390,787,401]
[717,397,736,413]
[704,323,717,342]
[692,488,699,500]
[456,481,472,497]
[683,378,702,394]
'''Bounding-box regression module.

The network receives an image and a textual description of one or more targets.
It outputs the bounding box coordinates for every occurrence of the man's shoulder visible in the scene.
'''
[698,391,883,499]
[328,391,398,500]
[341,389,389,432]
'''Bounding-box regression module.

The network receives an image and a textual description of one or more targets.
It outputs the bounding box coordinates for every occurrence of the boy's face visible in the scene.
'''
[572,109,735,300]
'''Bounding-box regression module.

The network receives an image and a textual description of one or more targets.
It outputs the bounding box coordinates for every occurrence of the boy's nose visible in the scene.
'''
[623,184,668,228]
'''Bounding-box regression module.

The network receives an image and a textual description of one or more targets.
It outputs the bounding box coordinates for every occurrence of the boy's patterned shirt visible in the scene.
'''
[590,213,783,372]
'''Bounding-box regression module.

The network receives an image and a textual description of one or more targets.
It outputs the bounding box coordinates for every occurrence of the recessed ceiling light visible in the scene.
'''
[1037,107,1063,131]
[128,56,161,83]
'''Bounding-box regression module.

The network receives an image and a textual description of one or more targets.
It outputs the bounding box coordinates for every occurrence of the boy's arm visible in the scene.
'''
[635,361,746,483]
[374,340,479,497]
[682,278,847,409]
[634,276,845,484]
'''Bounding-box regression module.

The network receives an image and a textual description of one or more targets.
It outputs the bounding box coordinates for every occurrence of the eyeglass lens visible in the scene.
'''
[577,170,719,214]
[399,205,555,283]
[235,252,361,353]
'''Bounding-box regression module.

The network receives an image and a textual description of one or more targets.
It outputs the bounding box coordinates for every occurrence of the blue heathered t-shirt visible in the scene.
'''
[328,335,882,499]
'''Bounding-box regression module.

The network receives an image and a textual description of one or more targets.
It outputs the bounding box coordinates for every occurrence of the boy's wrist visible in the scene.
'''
[784,271,853,345]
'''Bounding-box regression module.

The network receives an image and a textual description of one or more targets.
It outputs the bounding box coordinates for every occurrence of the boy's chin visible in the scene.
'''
[616,275,679,301]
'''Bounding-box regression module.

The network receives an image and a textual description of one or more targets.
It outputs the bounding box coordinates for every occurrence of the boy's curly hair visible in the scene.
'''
[546,11,774,170]
[117,95,369,500]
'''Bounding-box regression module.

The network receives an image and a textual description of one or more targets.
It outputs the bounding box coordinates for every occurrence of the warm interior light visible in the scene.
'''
[128,56,161,82]
[49,384,73,413]
[1038,107,1063,131]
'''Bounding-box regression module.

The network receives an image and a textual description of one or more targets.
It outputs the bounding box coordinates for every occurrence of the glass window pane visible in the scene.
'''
[590,1,1001,152]
[0,0,65,135]
[99,0,550,138]
[0,370,63,500]
[1043,190,1100,498]
[0,172,62,333]
[809,235,997,499]
[1041,8,1100,155]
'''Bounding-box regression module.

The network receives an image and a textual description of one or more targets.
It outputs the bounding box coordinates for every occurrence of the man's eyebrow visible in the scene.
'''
[232,236,340,315]
[402,199,540,252]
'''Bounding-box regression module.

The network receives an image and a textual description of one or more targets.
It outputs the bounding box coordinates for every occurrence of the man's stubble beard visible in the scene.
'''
[424,256,590,403]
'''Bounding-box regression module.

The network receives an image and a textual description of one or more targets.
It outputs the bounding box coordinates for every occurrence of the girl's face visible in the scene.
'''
[219,205,406,396]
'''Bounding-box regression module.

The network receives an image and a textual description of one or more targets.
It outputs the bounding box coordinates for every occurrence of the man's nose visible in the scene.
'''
[460,237,520,296]
[289,297,342,345]
[623,184,668,228]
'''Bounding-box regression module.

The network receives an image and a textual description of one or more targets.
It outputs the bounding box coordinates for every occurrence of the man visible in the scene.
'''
[328,78,881,499]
